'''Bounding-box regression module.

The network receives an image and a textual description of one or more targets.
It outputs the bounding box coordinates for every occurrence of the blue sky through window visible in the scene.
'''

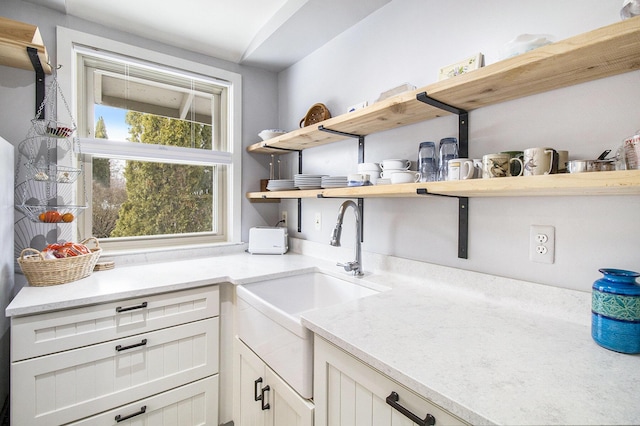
[94,104,129,141]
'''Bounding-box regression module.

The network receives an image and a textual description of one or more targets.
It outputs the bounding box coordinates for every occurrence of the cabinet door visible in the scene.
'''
[266,367,314,426]
[235,338,314,426]
[314,337,468,426]
[11,286,220,361]
[68,375,218,425]
[236,338,269,426]
[12,317,219,426]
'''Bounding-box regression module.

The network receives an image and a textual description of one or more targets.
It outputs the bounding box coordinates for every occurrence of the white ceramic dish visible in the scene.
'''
[258,129,286,141]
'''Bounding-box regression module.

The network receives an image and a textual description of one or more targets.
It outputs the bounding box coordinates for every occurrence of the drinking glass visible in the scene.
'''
[438,137,458,181]
[418,141,437,182]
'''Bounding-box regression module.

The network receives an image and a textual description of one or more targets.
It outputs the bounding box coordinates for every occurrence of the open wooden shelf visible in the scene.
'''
[0,16,52,74]
[247,16,640,155]
[247,170,640,200]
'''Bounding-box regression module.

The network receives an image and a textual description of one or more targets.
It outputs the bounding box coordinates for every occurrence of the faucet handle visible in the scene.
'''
[337,261,362,275]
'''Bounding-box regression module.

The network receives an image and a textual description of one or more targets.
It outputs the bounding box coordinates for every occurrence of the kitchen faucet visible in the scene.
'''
[330,200,363,276]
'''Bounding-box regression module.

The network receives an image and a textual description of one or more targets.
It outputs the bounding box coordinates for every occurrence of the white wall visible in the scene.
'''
[275,0,640,292]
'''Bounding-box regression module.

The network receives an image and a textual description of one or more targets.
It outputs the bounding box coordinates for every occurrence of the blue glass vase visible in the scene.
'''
[592,268,640,354]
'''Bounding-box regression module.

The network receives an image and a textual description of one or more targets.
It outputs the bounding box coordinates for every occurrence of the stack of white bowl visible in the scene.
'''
[356,162,381,184]
[379,159,412,184]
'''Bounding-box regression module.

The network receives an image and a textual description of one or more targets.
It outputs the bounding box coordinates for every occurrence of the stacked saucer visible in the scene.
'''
[267,179,296,191]
[321,176,348,188]
[294,174,326,189]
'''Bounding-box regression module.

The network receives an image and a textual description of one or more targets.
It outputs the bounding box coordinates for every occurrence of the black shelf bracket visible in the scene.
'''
[416,92,470,259]
[416,92,468,157]
[318,125,365,241]
[416,188,468,259]
[27,47,45,119]
[318,125,365,163]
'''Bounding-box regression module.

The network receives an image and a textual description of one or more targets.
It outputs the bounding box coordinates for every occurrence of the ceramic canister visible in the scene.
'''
[591,268,640,354]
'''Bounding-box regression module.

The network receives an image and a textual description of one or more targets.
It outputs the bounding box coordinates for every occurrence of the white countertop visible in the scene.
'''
[7,247,640,425]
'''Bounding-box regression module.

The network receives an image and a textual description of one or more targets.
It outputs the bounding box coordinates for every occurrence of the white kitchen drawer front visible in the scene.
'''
[314,337,468,426]
[11,286,219,361]
[11,317,219,426]
[68,375,219,425]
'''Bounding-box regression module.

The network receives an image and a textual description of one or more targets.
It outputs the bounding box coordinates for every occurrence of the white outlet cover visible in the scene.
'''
[529,225,555,264]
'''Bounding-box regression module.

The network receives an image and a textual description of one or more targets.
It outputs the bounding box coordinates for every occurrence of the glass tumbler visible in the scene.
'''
[438,137,459,181]
[418,141,437,182]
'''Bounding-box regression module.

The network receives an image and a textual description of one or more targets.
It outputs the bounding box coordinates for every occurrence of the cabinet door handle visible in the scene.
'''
[115,338,147,352]
[115,405,147,422]
[115,301,148,313]
[386,391,435,426]
[254,377,263,401]
[260,385,271,410]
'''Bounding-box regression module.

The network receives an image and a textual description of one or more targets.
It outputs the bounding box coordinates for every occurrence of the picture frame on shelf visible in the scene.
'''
[438,53,484,81]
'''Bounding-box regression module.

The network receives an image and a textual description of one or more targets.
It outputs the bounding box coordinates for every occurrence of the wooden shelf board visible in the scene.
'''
[246,171,640,200]
[247,16,640,155]
[0,16,52,74]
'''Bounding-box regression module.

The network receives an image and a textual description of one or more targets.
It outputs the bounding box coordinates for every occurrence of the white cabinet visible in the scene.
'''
[234,337,314,426]
[10,286,220,426]
[314,337,469,426]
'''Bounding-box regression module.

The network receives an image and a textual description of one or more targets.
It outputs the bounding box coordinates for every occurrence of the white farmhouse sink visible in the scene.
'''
[236,271,383,399]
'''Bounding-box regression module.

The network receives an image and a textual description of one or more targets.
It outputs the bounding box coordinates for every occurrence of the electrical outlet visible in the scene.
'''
[281,211,287,227]
[529,225,555,264]
[314,212,322,231]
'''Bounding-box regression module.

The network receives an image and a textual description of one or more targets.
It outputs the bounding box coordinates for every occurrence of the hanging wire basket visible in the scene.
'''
[25,161,82,183]
[30,118,76,138]
[15,180,86,223]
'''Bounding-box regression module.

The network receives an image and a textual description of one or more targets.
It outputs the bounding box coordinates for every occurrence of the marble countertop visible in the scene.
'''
[7,246,640,425]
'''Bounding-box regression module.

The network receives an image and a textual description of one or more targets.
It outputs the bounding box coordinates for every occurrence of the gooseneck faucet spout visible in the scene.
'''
[330,200,363,276]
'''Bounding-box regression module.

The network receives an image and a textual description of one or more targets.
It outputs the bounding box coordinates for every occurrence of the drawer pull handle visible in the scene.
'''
[115,339,147,352]
[115,405,147,422]
[254,377,263,401]
[115,301,148,313]
[386,391,436,426]
[260,385,271,410]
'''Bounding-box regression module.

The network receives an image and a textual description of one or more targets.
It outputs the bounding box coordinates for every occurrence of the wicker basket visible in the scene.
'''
[299,103,331,127]
[18,237,102,287]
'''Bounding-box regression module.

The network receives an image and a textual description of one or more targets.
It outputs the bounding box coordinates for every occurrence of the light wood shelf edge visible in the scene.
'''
[0,16,52,74]
[246,171,640,200]
[246,16,640,155]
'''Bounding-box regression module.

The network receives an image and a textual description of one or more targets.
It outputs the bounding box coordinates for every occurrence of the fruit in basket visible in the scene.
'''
[61,212,75,223]
[39,210,62,223]
[46,126,73,138]
[42,242,90,258]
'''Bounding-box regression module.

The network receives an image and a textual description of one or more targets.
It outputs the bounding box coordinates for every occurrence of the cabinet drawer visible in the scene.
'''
[68,375,218,426]
[11,285,219,361]
[315,337,468,426]
[11,317,219,426]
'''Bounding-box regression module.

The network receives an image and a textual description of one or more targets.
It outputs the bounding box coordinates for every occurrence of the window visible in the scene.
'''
[57,28,242,252]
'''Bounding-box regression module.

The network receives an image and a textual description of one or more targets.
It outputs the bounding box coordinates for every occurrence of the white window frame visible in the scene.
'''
[56,27,242,252]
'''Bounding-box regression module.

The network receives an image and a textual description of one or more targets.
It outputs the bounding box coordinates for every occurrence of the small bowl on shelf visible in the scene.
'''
[258,129,287,141]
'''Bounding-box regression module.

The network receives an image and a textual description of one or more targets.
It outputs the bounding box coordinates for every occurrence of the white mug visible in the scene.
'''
[380,159,410,170]
[523,147,559,176]
[390,171,420,184]
[482,153,524,178]
[447,158,475,180]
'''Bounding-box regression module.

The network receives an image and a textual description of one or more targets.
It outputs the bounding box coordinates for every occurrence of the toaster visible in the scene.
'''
[248,226,288,255]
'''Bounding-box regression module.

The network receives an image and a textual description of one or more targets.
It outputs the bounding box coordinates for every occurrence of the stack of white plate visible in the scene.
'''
[321,176,348,188]
[267,179,296,191]
[294,174,326,189]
